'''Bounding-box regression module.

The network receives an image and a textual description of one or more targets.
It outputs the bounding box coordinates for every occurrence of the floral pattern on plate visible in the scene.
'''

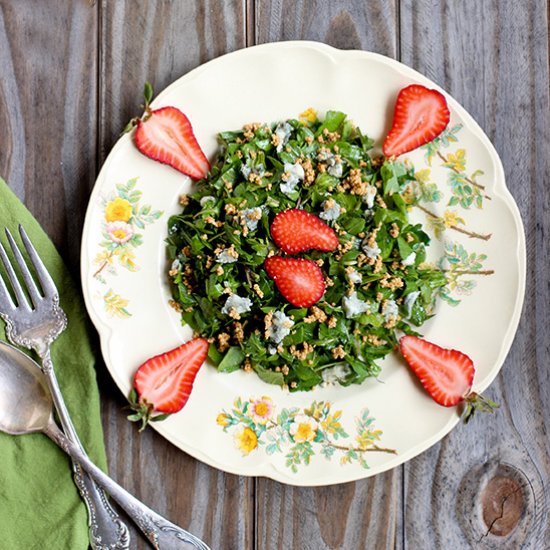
[217,396,396,472]
[92,177,163,317]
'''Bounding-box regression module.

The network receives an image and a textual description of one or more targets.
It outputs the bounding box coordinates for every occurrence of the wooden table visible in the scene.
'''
[1,1,548,548]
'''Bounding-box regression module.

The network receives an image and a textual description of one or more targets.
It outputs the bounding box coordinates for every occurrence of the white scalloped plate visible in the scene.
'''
[81,41,525,486]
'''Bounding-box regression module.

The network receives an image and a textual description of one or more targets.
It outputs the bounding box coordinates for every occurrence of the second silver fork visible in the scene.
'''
[0,225,131,550]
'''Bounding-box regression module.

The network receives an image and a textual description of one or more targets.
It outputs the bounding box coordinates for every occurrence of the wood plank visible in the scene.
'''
[400,1,550,548]
[253,2,401,548]
[98,2,252,549]
[0,0,98,273]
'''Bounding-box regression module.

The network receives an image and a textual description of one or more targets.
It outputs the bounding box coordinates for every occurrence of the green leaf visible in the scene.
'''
[143,81,154,106]
[218,347,246,373]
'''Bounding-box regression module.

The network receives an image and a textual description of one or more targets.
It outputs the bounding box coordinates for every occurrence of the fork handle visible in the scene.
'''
[41,350,131,550]
[45,420,210,550]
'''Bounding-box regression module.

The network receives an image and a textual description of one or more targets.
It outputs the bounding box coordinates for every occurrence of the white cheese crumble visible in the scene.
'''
[319,199,342,221]
[240,207,263,231]
[342,291,371,318]
[170,259,181,271]
[321,364,351,385]
[199,195,216,207]
[216,250,238,264]
[317,150,343,178]
[280,162,304,195]
[266,311,295,344]
[404,291,421,318]
[274,122,293,153]
[241,162,265,181]
[402,252,416,267]
[362,240,381,259]
[347,269,362,284]
[382,299,399,322]
[221,294,252,315]
[362,184,377,208]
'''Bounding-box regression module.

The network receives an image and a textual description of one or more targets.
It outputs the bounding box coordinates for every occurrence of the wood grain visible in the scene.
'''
[0,0,98,273]
[400,1,550,548]
[1,1,549,549]
[98,2,251,549]
[254,2,401,549]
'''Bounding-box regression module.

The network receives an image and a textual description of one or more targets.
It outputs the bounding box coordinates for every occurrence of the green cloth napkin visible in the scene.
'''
[0,178,107,549]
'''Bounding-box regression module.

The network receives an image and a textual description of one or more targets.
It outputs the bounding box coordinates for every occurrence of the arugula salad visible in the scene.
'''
[166,110,447,391]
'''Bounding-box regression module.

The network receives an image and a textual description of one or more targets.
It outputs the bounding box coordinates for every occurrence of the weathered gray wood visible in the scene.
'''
[1,1,549,549]
[0,0,98,273]
[253,2,402,549]
[400,1,550,548]
[98,1,252,549]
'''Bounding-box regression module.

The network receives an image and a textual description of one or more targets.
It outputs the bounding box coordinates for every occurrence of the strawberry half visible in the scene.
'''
[383,84,450,157]
[399,335,498,423]
[265,256,325,308]
[270,209,339,254]
[134,106,210,180]
[128,337,209,431]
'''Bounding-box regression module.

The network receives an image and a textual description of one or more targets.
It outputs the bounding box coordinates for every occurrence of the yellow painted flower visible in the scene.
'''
[105,197,133,222]
[247,396,274,424]
[444,149,466,172]
[414,168,431,185]
[299,107,317,124]
[234,426,258,455]
[442,210,465,228]
[216,413,230,427]
[107,221,134,244]
[290,414,318,443]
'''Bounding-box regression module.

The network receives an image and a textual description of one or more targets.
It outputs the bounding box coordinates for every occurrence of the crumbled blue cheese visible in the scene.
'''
[240,207,263,231]
[362,239,381,259]
[170,259,182,271]
[241,162,265,181]
[342,291,371,318]
[328,163,343,178]
[362,184,377,208]
[402,252,416,267]
[347,269,362,284]
[199,195,216,207]
[317,150,343,177]
[274,122,293,153]
[404,291,421,318]
[319,199,342,221]
[280,162,304,195]
[221,294,252,315]
[382,299,399,322]
[266,311,294,344]
[216,250,238,264]
[321,363,351,385]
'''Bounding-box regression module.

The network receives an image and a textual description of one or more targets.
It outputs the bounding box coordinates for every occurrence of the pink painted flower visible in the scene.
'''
[107,221,134,244]
[247,396,274,424]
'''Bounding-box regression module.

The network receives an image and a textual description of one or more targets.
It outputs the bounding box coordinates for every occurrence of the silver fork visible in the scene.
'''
[0,226,131,550]
[0,226,211,550]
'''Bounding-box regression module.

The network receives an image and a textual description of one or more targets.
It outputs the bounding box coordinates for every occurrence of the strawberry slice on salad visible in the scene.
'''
[399,335,498,423]
[270,208,339,254]
[128,337,209,431]
[383,84,450,157]
[265,256,325,308]
[126,82,210,180]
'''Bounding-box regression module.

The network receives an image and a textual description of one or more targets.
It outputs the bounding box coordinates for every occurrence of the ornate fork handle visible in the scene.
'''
[40,344,130,550]
[45,419,210,550]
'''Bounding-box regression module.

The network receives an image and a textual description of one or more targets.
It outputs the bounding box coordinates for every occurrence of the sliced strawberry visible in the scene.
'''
[270,209,339,255]
[129,337,209,431]
[399,335,498,422]
[265,256,325,308]
[383,84,450,157]
[134,106,210,180]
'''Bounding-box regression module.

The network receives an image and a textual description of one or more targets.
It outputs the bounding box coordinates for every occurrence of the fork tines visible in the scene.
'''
[0,226,58,312]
